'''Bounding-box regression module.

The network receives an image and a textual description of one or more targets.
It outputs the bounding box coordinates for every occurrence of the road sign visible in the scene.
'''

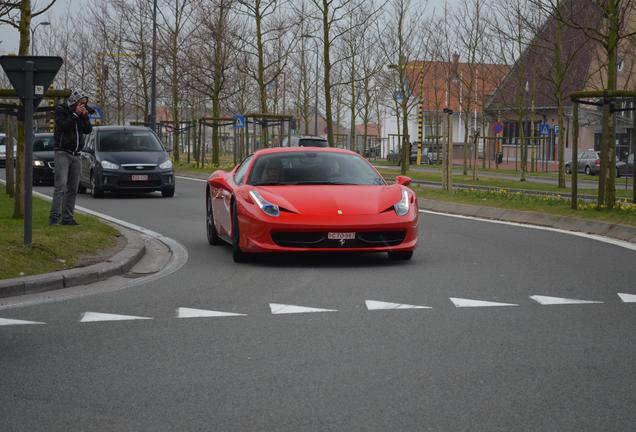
[88,105,103,121]
[234,115,246,129]
[539,122,550,136]
[0,56,63,110]
[554,125,560,135]
[492,122,503,134]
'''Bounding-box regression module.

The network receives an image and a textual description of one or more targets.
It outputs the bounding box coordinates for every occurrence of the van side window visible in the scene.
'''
[234,155,253,185]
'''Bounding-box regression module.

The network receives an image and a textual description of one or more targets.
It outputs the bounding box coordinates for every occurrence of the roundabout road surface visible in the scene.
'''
[1,173,635,431]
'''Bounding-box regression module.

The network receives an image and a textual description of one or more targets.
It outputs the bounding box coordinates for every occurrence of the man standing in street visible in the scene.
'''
[49,89,92,226]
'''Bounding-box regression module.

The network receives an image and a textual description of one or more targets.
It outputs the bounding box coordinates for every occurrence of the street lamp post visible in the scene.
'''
[30,21,50,56]
[149,0,158,132]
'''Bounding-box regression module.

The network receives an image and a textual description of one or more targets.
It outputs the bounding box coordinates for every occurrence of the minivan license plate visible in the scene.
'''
[327,232,355,240]
[131,175,148,181]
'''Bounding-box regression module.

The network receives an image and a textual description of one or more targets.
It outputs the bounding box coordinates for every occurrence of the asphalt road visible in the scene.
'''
[1,173,635,431]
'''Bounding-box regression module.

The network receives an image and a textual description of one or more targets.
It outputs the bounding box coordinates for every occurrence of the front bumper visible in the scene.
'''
[237,201,419,253]
[98,168,175,192]
[33,161,55,183]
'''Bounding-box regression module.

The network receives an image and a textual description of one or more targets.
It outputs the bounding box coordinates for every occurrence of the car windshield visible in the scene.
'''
[98,130,164,152]
[33,136,55,151]
[248,152,385,186]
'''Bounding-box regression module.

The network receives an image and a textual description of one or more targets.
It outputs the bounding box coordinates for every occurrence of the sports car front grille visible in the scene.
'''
[271,231,406,248]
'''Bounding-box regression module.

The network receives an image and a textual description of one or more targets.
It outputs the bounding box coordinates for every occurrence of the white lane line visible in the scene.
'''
[269,303,337,315]
[530,295,603,305]
[0,318,46,326]
[450,297,518,307]
[419,209,636,253]
[176,175,207,182]
[80,312,152,322]
[617,293,636,303]
[176,307,246,318]
[365,300,431,310]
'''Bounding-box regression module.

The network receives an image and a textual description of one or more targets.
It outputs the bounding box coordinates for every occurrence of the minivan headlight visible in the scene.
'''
[394,190,410,216]
[159,159,173,169]
[101,160,119,170]
[33,160,45,167]
[249,190,280,217]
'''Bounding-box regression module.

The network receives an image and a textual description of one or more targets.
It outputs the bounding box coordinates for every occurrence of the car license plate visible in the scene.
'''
[131,175,148,181]
[328,232,355,240]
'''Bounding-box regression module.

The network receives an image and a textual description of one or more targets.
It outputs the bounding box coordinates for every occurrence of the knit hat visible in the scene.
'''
[67,89,89,107]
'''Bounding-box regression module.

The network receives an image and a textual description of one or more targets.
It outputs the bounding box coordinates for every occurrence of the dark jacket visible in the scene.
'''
[53,103,93,154]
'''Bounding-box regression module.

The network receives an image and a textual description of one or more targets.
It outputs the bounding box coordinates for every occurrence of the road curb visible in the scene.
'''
[0,226,146,299]
[420,198,636,244]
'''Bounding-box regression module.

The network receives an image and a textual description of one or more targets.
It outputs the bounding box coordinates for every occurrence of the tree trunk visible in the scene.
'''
[321,0,334,146]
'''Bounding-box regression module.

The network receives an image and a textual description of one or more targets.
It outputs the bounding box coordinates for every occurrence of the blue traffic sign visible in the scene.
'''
[553,125,559,135]
[234,115,246,128]
[539,123,550,136]
[88,105,102,120]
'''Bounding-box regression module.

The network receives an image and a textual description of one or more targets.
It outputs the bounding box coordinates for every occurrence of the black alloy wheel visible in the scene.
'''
[90,172,104,198]
[231,200,249,263]
[206,191,223,245]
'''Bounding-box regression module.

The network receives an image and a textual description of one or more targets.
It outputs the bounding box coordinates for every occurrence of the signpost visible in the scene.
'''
[0,56,63,246]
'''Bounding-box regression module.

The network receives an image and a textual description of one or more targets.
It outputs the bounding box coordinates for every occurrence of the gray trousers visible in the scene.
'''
[49,150,81,222]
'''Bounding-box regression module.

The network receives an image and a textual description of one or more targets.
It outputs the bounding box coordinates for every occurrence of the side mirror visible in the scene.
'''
[395,175,412,186]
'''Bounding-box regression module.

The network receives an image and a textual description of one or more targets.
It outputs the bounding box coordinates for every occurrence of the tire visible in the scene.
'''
[90,172,104,198]
[231,201,250,262]
[585,166,592,176]
[206,190,223,245]
[161,187,175,198]
[565,164,571,175]
[388,251,413,261]
[77,182,86,194]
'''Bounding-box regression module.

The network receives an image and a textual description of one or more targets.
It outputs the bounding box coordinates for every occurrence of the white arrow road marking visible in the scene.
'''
[0,318,45,326]
[176,307,246,318]
[80,312,152,322]
[530,295,603,305]
[269,303,337,315]
[365,300,431,310]
[450,298,518,307]
[617,293,636,303]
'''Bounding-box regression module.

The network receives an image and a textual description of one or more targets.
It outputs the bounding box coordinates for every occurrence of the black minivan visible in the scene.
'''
[79,126,175,198]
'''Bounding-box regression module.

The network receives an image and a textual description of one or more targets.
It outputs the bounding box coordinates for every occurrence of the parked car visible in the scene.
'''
[206,147,418,262]
[32,133,55,185]
[0,133,17,168]
[281,135,329,147]
[565,150,624,176]
[78,126,175,198]
[617,153,634,177]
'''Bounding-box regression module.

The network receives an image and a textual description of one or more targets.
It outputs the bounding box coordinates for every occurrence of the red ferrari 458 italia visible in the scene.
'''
[205,147,418,262]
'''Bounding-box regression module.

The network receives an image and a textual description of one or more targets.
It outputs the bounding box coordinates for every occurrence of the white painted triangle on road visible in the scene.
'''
[617,293,636,303]
[530,295,603,305]
[80,312,152,322]
[269,303,337,315]
[450,297,518,307]
[365,300,431,310]
[0,318,45,326]
[176,307,246,318]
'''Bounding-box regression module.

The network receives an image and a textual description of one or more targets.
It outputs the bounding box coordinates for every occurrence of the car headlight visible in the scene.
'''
[394,190,410,216]
[159,159,173,169]
[33,160,45,167]
[101,160,119,170]
[249,190,280,217]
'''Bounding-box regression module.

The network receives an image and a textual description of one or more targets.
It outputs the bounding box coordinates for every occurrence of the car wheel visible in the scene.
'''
[161,187,175,198]
[388,251,413,261]
[90,172,104,198]
[585,166,592,176]
[77,182,86,194]
[231,200,250,263]
[565,164,571,175]
[206,191,223,245]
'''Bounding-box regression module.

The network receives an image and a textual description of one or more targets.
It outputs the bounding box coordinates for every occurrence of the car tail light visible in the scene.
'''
[595,159,600,166]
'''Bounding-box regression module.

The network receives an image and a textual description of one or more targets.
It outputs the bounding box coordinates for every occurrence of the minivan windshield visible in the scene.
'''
[249,152,385,186]
[98,130,164,152]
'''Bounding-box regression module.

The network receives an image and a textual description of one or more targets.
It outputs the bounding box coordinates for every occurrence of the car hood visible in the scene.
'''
[255,185,404,216]
[33,150,55,161]
[97,151,168,165]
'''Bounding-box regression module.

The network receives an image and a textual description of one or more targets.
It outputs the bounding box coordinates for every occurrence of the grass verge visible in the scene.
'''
[0,193,120,280]
[416,185,636,227]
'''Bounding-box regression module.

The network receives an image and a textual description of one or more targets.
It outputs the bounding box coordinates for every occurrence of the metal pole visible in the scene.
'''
[572,103,579,209]
[314,43,319,136]
[24,61,34,247]
[149,0,158,132]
